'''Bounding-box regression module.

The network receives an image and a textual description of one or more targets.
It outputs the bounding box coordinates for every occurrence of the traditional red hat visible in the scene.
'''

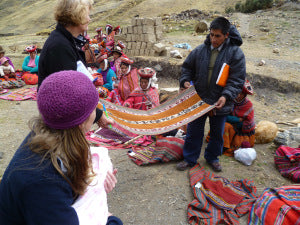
[111,45,123,55]
[95,27,102,33]
[25,45,37,53]
[117,40,126,49]
[137,67,156,79]
[120,57,133,65]
[113,25,121,32]
[242,79,253,95]
[97,54,108,63]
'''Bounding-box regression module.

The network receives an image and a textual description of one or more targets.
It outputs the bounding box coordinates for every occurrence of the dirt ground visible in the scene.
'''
[0,5,300,225]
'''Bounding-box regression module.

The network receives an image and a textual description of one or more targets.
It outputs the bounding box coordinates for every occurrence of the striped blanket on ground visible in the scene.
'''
[188,164,258,225]
[248,185,300,225]
[274,145,300,183]
[0,86,37,101]
[98,86,215,135]
[127,136,184,165]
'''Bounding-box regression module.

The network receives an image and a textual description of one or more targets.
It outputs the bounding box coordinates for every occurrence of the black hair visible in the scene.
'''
[209,17,230,35]
[120,62,129,67]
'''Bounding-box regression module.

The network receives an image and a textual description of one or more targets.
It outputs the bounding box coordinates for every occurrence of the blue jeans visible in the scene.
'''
[183,113,227,165]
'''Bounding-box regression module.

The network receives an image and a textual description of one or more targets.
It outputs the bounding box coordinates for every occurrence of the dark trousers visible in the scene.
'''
[107,216,123,225]
[183,113,227,165]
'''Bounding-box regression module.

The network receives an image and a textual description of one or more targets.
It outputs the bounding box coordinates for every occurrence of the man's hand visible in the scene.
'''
[97,114,114,128]
[104,169,118,194]
[183,81,191,89]
[215,96,226,109]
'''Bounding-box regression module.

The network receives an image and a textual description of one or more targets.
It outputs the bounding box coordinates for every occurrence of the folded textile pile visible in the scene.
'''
[188,164,258,225]
[128,136,184,165]
[274,145,300,183]
[248,185,300,225]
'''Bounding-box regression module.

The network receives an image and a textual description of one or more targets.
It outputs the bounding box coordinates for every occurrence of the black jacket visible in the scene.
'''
[38,23,102,121]
[180,25,246,115]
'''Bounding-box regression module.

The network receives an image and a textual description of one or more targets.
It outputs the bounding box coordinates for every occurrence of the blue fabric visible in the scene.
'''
[107,216,123,225]
[97,68,117,91]
[0,133,79,225]
[173,43,192,50]
[22,55,39,73]
[183,114,227,164]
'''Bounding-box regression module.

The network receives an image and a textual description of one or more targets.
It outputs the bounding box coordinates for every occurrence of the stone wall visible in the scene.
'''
[114,17,163,57]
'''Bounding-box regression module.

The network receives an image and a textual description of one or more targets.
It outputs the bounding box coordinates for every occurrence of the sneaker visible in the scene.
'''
[208,161,222,172]
[176,161,194,171]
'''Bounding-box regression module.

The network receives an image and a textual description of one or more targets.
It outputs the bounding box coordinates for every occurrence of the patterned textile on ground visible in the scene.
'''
[128,136,184,165]
[274,145,300,183]
[248,185,300,225]
[0,88,8,95]
[99,86,215,135]
[0,86,37,101]
[85,123,152,150]
[188,164,258,225]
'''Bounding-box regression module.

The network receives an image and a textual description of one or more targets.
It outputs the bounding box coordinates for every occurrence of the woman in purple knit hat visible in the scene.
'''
[0,71,123,225]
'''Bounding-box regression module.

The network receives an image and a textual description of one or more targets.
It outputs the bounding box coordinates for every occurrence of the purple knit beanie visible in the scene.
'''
[37,70,99,129]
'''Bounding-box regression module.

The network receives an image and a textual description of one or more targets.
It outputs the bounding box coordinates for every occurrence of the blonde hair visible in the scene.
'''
[28,116,94,196]
[54,0,93,26]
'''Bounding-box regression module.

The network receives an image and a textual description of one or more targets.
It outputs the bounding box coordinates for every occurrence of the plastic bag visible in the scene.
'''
[234,147,256,166]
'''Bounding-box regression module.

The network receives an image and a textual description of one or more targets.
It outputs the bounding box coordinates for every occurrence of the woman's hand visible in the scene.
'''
[97,114,114,128]
[123,102,130,107]
[104,169,118,193]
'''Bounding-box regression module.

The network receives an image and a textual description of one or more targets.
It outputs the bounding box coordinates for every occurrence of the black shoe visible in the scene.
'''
[176,161,194,171]
[208,161,222,172]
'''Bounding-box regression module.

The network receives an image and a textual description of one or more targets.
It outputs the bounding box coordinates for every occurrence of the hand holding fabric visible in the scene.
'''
[104,169,118,194]
[215,96,226,109]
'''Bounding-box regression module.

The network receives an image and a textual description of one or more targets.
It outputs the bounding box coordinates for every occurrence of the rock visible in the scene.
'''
[255,121,278,144]
[260,27,270,32]
[154,64,163,72]
[258,60,266,66]
[194,21,208,33]
[274,127,300,148]
[0,152,3,159]
[170,50,183,59]
[153,43,166,53]
[273,48,280,53]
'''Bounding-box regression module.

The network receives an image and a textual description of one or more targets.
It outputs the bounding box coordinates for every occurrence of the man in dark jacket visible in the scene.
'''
[177,17,246,172]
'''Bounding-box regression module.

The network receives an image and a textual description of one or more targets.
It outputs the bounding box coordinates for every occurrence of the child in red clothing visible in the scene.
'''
[0,57,17,80]
[123,67,159,110]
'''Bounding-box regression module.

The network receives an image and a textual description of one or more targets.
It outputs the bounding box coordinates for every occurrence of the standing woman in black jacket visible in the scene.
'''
[38,0,112,128]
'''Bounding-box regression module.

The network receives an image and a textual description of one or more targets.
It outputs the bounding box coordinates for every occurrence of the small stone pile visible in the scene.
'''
[114,17,164,57]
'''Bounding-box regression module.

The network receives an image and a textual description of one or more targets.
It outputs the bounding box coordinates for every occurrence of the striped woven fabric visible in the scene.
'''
[99,86,215,135]
[128,136,184,165]
[274,145,300,183]
[188,164,258,225]
[248,185,300,225]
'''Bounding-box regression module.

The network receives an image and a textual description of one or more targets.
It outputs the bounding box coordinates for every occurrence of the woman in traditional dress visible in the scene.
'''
[22,45,39,74]
[123,67,159,110]
[0,45,14,69]
[220,79,255,156]
[106,57,139,105]
[96,55,117,91]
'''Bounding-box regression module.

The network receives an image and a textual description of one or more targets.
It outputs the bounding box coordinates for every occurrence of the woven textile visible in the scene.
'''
[99,86,215,135]
[0,86,37,101]
[128,136,184,165]
[188,164,258,225]
[248,185,300,225]
[274,145,300,183]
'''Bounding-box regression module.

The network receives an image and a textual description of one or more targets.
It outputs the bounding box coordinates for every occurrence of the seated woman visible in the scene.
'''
[0,45,14,69]
[123,67,159,110]
[96,56,117,91]
[212,79,255,156]
[106,57,139,105]
[110,44,124,75]
[22,45,39,73]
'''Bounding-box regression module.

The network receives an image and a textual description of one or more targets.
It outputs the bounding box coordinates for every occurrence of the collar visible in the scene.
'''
[210,42,224,52]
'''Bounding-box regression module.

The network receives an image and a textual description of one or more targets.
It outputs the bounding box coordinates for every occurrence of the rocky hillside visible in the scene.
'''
[0,0,241,35]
